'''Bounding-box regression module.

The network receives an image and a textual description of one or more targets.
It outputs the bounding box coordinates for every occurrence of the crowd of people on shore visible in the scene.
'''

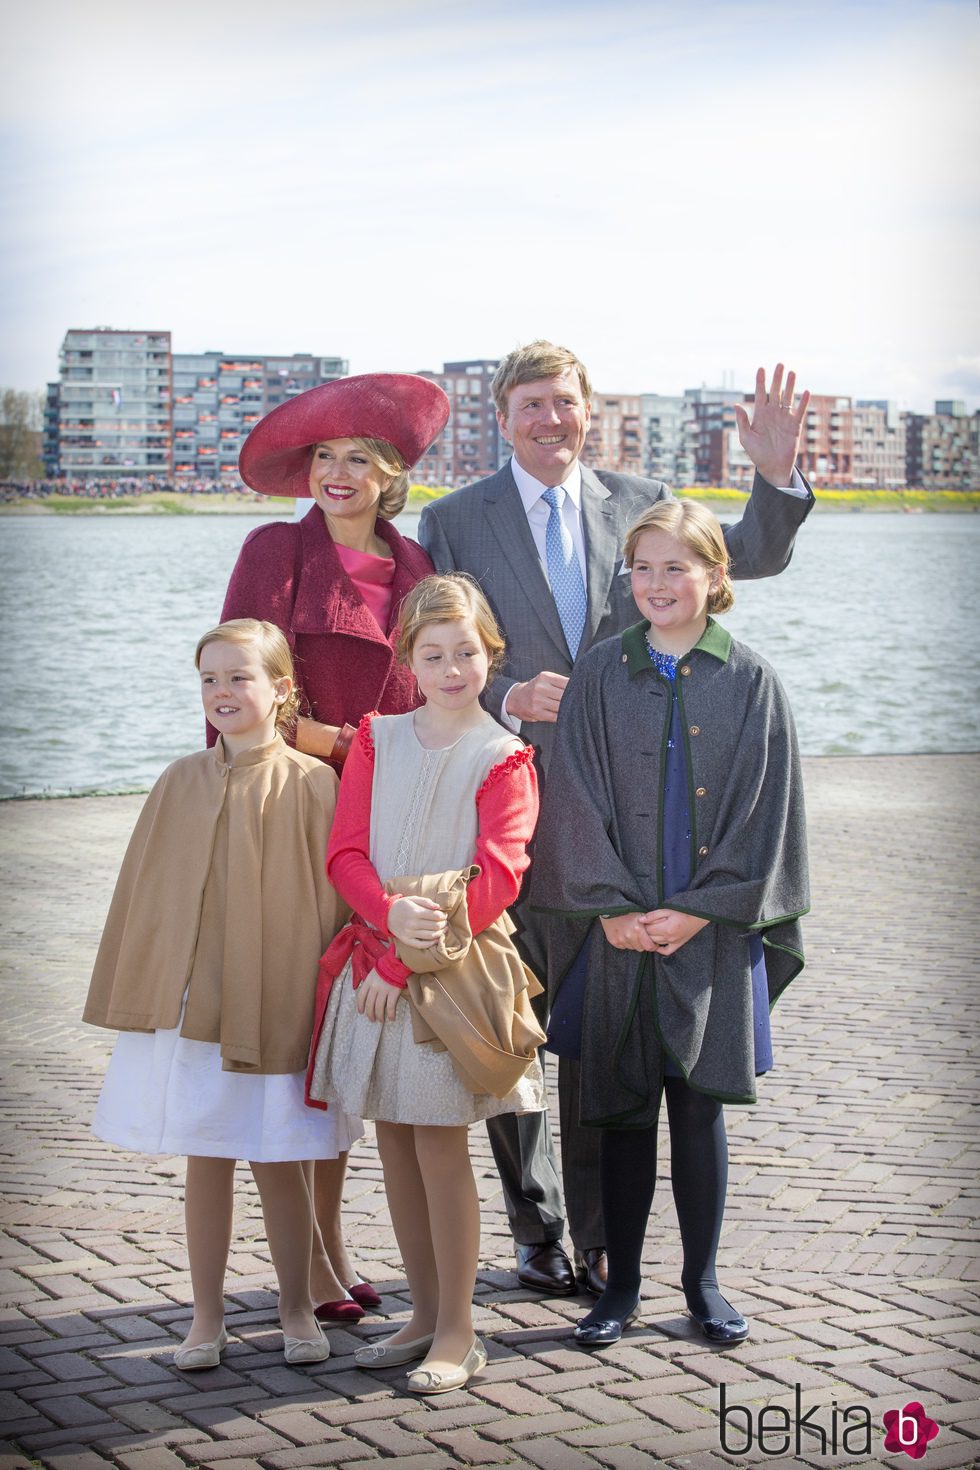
[82,342,812,1392]
[1,475,255,502]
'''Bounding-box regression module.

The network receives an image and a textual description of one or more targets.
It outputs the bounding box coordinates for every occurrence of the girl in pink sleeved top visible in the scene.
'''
[307,574,546,1396]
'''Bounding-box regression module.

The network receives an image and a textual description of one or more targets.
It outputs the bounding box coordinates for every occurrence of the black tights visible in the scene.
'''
[580,1077,732,1326]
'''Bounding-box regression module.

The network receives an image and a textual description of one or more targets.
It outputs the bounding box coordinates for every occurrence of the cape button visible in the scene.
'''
[695,787,707,797]
[698,845,709,857]
[680,664,691,676]
[689,725,700,735]
[621,653,628,662]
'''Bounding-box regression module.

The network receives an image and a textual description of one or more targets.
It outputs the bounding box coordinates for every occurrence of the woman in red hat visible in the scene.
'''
[218,373,450,1323]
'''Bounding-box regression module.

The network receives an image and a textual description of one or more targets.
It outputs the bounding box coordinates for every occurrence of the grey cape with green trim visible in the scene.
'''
[530,619,809,1126]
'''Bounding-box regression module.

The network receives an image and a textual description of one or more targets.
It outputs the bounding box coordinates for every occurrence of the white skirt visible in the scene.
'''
[92,1023,363,1163]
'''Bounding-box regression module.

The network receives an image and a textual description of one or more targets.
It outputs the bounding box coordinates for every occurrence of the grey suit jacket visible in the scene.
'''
[418,461,812,773]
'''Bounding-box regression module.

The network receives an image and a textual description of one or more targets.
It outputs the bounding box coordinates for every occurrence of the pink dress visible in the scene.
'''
[335,542,396,633]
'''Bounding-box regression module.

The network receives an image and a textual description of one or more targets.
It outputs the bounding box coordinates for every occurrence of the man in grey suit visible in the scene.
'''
[418,340,812,1295]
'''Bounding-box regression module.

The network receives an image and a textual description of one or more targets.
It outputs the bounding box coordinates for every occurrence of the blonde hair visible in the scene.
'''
[195,618,301,733]
[396,573,506,677]
[491,340,593,417]
[623,500,735,615]
[354,436,410,519]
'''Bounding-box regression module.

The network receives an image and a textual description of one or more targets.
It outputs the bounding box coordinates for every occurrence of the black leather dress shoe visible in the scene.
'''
[689,1309,750,1344]
[515,1242,576,1294]
[573,1304,638,1348]
[573,1247,608,1297]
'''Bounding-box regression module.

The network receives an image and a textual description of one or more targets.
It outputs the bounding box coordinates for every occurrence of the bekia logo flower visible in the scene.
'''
[882,1402,939,1459]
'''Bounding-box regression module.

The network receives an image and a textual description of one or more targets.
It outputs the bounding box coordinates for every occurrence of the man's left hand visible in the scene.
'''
[734,363,810,487]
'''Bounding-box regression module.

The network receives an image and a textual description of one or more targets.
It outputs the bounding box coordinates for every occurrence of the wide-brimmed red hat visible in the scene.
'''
[239,373,450,497]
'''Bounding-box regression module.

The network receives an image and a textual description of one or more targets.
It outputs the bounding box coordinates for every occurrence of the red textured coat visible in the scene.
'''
[214,508,433,749]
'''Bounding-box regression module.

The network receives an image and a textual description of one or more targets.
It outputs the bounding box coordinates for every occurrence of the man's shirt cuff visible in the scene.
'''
[499,684,523,734]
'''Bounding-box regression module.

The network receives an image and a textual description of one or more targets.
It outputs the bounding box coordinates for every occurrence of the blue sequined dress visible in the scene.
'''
[649,643,773,1077]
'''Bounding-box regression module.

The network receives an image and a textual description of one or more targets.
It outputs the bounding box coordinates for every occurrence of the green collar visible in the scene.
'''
[621,617,732,677]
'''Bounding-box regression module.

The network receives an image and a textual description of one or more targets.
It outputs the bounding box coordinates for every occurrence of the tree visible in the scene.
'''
[0,389,44,480]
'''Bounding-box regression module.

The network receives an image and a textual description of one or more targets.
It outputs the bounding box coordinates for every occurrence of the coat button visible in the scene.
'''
[621,653,628,662]
[695,786,707,797]
[698,845,709,857]
[689,725,700,735]
[680,664,691,676]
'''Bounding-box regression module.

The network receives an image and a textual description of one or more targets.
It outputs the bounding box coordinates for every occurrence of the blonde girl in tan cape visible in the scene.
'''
[84,619,353,1370]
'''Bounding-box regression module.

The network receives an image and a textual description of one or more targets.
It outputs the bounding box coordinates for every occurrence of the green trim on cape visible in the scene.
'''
[621,616,732,677]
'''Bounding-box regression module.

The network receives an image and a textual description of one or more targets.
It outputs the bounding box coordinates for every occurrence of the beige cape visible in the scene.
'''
[83,736,345,1074]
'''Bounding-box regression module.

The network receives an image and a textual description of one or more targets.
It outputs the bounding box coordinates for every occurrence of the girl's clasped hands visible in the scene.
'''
[600,909,709,956]
[355,895,448,1022]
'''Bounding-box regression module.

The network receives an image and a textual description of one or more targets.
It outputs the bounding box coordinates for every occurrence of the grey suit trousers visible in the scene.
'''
[485,924,604,1249]
[485,1060,603,1247]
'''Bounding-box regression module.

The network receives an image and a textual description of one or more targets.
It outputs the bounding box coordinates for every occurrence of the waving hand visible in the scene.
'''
[734,363,810,487]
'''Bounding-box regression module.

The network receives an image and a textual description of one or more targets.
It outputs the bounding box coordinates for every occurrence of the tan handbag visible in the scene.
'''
[386,867,546,1098]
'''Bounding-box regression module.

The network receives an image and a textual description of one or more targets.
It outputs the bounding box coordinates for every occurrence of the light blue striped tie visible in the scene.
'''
[542,485,587,657]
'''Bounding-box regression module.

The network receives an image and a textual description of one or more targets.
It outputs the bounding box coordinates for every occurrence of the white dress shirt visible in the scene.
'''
[499,457,588,731]
[509,456,589,581]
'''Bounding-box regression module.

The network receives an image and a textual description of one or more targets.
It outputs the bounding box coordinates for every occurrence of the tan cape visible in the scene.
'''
[83,735,346,1074]
[386,867,546,1098]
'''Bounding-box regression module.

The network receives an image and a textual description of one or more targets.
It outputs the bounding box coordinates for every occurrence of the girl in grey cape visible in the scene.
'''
[530,499,809,1348]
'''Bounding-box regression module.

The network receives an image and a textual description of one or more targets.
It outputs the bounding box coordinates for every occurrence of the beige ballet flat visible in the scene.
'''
[406,1336,488,1395]
[173,1325,228,1371]
[282,1326,330,1364]
[355,1330,435,1367]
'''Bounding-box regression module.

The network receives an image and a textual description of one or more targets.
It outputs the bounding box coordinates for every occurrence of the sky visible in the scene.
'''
[1,0,978,411]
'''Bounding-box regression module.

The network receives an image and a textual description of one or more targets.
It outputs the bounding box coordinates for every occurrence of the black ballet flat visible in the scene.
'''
[573,1304,638,1349]
[688,1308,749,1344]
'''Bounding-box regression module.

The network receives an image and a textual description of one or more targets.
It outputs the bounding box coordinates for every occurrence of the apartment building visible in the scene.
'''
[792,394,855,489]
[414,360,503,488]
[905,402,980,490]
[55,328,172,477]
[678,388,748,488]
[42,382,60,475]
[583,393,644,475]
[640,395,698,486]
[172,351,347,482]
[851,401,906,488]
[693,393,904,492]
[45,334,347,481]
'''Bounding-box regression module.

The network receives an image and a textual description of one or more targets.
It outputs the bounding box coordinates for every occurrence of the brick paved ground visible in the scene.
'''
[0,755,977,1470]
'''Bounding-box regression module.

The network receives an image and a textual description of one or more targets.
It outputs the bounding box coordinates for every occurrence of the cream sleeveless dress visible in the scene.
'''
[309,712,546,1126]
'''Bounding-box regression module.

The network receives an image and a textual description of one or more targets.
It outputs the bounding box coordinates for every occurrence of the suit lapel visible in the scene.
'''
[580,466,619,649]
[483,464,570,662]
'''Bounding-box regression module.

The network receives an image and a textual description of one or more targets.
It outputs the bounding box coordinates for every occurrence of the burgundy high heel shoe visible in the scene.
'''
[346,1278,382,1310]
[314,1294,364,1325]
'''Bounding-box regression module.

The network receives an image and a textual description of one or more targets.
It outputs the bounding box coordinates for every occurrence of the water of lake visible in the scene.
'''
[1,509,977,798]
